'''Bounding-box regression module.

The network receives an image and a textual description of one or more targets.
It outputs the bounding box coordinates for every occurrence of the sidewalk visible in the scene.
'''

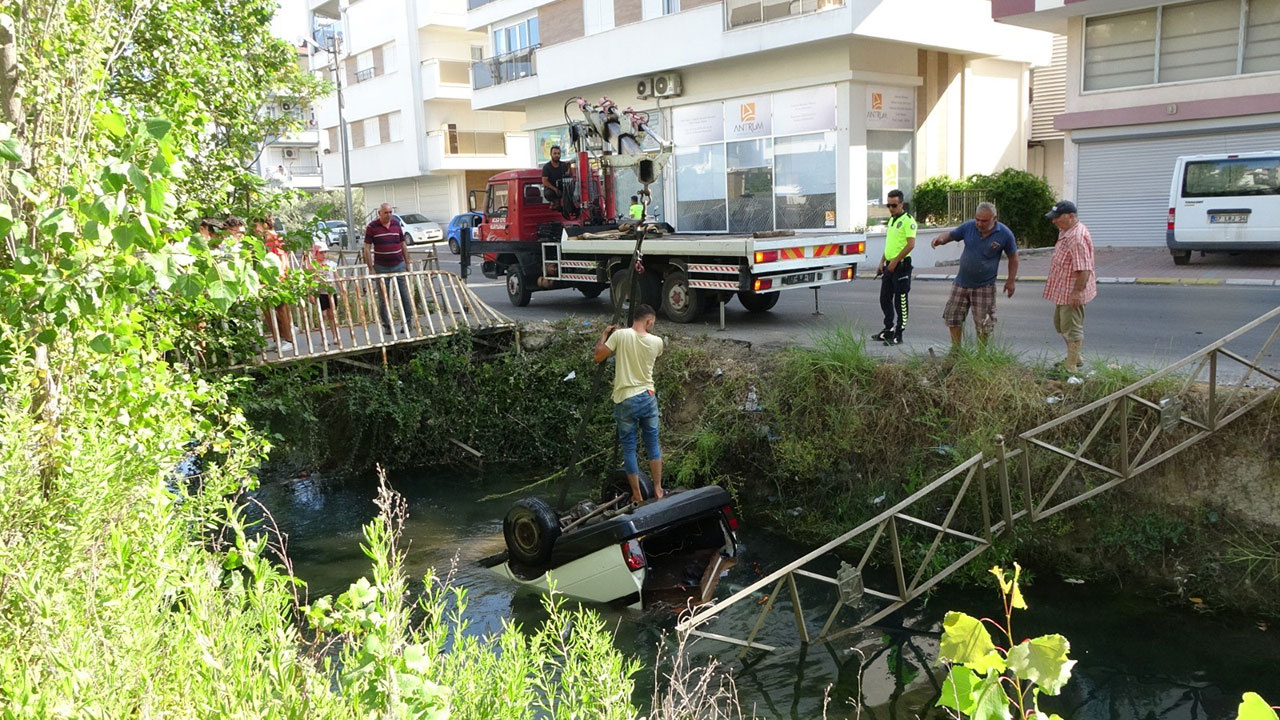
[902,246,1280,286]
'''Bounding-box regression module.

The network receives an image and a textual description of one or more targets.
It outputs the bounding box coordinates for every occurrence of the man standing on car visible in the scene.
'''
[594,304,665,503]
[873,189,915,346]
[541,145,573,204]
[363,203,414,334]
[930,202,1019,350]
[1044,201,1096,373]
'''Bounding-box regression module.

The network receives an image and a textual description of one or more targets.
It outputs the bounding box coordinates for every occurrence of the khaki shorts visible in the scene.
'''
[1053,304,1085,341]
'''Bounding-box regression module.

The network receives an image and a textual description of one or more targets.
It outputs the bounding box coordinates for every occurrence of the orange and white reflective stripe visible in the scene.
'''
[689,279,741,290]
[689,263,740,274]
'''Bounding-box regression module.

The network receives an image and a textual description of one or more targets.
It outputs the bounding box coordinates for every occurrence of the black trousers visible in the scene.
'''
[879,257,912,339]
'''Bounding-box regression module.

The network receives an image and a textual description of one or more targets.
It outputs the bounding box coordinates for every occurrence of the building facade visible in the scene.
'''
[465,0,1053,232]
[996,0,1280,245]
[308,0,531,220]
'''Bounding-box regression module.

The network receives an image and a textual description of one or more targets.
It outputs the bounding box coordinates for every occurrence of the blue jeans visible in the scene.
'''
[374,262,413,330]
[614,390,661,476]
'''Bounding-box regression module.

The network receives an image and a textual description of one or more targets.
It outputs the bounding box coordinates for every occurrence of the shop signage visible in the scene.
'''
[724,95,771,141]
[673,102,724,146]
[773,85,837,135]
[866,86,914,130]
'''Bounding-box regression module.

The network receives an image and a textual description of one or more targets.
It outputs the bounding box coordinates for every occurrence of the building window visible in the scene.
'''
[866,131,913,227]
[663,0,679,14]
[494,17,538,53]
[774,131,837,230]
[725,0,844,30]
[1084,0,1280,91]
[675,144,728,232]
[583,0,615,35]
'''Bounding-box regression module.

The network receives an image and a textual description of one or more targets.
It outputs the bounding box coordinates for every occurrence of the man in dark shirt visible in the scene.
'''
[541,145,573,203]
[363,203,414,335]
[930,202,1019,350]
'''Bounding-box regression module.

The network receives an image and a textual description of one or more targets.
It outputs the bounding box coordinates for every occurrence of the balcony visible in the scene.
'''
[470,45,537,90]
[425,130,531,171]
[421,58,473,100]
[724,0,845,30]
[269,129,321,146]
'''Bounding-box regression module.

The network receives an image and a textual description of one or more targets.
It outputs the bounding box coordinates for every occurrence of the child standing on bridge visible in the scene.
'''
[594,305,666,503]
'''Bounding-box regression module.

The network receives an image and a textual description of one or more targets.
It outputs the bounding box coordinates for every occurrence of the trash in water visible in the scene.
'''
[563,370,576,381]
[1067,376,1084,385]
[1063,578,1085,585]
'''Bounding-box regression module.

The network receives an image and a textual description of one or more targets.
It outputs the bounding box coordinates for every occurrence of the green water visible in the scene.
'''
[253,469,1280,719]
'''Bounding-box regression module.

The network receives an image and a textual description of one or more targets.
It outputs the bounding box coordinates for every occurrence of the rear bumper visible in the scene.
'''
[1167,231,1280,253]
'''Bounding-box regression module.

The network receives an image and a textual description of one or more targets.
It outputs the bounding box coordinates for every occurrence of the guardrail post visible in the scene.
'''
[977,454,992,543]
[996,435,1013,534]
[1019,436,1035,523]
[888,517,908,600]
[1208,351,1218,431]
[1118,394,1130,479]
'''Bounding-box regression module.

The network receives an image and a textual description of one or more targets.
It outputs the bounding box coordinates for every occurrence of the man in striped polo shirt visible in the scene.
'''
[364,203,414,334]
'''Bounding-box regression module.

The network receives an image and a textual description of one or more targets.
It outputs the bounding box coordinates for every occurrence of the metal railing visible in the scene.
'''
[725,0,844,30]
[946,190,989,226]
[430,128,507,155]
[354,67,375,83]
[677,305,1280,654]
[471,45,537,90]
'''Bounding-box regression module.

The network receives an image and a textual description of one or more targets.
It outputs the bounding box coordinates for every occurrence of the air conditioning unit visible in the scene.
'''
[283,148,299,159]
[282,101,293,111]
[635,77,654,100]
[652,72,682,98]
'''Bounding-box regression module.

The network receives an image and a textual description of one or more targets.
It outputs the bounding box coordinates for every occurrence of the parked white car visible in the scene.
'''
[482,483,740,609]
[396,213,445,246]
[1167,152,1280,265]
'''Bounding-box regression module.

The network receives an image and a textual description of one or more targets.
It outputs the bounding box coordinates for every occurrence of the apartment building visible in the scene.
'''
[995,0,1280,245]
[255,84,326,191]
[464,0,1054,232]
[308,0,531,220]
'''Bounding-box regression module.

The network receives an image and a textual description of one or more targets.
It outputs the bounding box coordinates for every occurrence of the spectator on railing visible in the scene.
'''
[364,203,414,335]
[256,216,294,353]
[311,234,342,343]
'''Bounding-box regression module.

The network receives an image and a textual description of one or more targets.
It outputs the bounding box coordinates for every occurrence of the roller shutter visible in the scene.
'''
[1075,127,1280,246]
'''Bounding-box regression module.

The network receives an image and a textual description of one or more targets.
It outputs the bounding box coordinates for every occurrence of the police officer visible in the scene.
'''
[873,188,915,346]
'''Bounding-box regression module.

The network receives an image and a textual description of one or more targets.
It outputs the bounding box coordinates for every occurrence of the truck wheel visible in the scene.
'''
[506,266,532,307]
[661,269,703,323]
[738,290,780,313]
[611,268,660,317]
[578,283,606,299]
[1171,250,1191,266]
[601,468,655,503]
[503,498,561,567]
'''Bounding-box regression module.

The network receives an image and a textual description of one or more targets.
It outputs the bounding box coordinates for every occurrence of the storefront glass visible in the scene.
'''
[727,139,773,232]
[866,130,913,227]
[774,131,837,229]
[675,143,727,232]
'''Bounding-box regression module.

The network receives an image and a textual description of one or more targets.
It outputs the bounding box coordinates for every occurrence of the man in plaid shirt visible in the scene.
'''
[1043,201,1096,373]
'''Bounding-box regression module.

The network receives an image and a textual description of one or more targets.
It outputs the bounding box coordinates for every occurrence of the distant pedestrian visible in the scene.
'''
[872,189,915,346]
[311,234,343,343]
[628,195,644,221]
[364,203,414,335]
[1043,201,1096,373]
[594,304,665,503]
[255,216,294,352]
[931,202,1019,350]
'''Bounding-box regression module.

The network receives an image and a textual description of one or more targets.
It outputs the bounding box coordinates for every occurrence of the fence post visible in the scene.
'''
[996,434,1013,533]
[1019,436,1035,522]
[1208,351,1218,431]
[1118,394,1130,479]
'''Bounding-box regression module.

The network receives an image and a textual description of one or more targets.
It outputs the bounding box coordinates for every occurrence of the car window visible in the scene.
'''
[1183,156,1280,198]
[401,213,430,224]
[523,182,546,205]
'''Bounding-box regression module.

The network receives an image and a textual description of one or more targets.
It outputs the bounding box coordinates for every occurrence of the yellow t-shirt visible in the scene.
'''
[604,327,665,404]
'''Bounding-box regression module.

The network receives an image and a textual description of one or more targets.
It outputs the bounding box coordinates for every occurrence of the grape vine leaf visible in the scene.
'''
[1006,634,1075,695]
[940,612,1007,674]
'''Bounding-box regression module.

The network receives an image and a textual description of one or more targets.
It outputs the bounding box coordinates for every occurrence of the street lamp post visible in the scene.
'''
[305,30,357,250]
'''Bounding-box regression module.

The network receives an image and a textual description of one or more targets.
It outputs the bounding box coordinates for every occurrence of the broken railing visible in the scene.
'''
[677,305,1280,654]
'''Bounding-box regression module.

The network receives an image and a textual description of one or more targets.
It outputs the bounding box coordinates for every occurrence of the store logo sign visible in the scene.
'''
[740,103,756,122]
[871,92,883,111]
[731,102,765,135]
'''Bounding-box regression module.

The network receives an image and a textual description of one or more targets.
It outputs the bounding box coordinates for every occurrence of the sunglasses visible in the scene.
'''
[886,202,900,208]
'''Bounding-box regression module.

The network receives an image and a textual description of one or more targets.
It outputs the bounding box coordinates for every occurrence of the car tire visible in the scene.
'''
[738,290,780,313]
[503,498,561,567]
[602,468,655,503]
[506,265,532,307]
[1171,251,1191,266]
[661,269,703,323]
[611,268,660,318]
[578,283,607,299]
[403,232,414,246]
[448,237,461,255]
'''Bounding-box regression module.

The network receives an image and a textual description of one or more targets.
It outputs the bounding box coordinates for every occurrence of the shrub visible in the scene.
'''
[911,175,961,227]
[911,170,1058,247]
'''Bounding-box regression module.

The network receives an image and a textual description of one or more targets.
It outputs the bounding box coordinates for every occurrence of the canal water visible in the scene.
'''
[253,469,1280,719]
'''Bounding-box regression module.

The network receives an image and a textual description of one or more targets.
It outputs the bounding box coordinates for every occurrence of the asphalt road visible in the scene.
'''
[458,271,1279,374]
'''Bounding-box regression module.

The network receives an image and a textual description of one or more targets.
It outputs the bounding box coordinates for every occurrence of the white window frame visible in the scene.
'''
[1081,0,1280,94]
[583,0,616,35]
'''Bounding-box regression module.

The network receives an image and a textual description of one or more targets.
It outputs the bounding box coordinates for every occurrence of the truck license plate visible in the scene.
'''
[1209,214,1249,224]
[782,272,816,286]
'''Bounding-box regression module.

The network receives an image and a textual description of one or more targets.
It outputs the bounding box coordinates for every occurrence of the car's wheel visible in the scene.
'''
[661,269,703,323]
[601,468,655,503]
[503,498,561,567]
[448,237,461,255]
[611,268,660,318]
[738,290,780,313]
[403,232,414,246]
[507,266,532,307]
[1171,250,1191,266]
[578,283,607,299]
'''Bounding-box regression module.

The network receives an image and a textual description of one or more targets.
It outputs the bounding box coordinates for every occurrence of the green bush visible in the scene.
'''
[911,170,1058,247]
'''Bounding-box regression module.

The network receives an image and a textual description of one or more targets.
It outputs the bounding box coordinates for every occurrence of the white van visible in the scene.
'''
[1167,152,1280,265]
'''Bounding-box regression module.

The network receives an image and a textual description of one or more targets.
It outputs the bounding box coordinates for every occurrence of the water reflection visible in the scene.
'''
[252,469,1280,719]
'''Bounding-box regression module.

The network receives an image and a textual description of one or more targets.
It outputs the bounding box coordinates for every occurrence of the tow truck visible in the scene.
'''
[466,98,866,323]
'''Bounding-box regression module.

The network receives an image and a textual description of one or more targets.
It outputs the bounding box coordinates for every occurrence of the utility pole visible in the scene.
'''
[306,27,356,249]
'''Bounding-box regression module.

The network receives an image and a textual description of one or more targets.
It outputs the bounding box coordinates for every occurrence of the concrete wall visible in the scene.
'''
[538,0,585,45]
[963,58,1028,175]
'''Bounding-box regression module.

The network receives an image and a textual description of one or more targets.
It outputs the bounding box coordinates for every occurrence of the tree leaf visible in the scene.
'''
[0,137,21,162]
[36,328,56,344]
[144,117,173,140]
[937,666,981,715]
[940,612,1005,673]
[1006,634,1075,695]
[971,671,1012,720]
[98,113,128,138]
[1238,693,1279,720]
[89,334,114,353]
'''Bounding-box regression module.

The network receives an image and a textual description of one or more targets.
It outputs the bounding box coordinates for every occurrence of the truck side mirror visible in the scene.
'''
[468,190,477,213]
